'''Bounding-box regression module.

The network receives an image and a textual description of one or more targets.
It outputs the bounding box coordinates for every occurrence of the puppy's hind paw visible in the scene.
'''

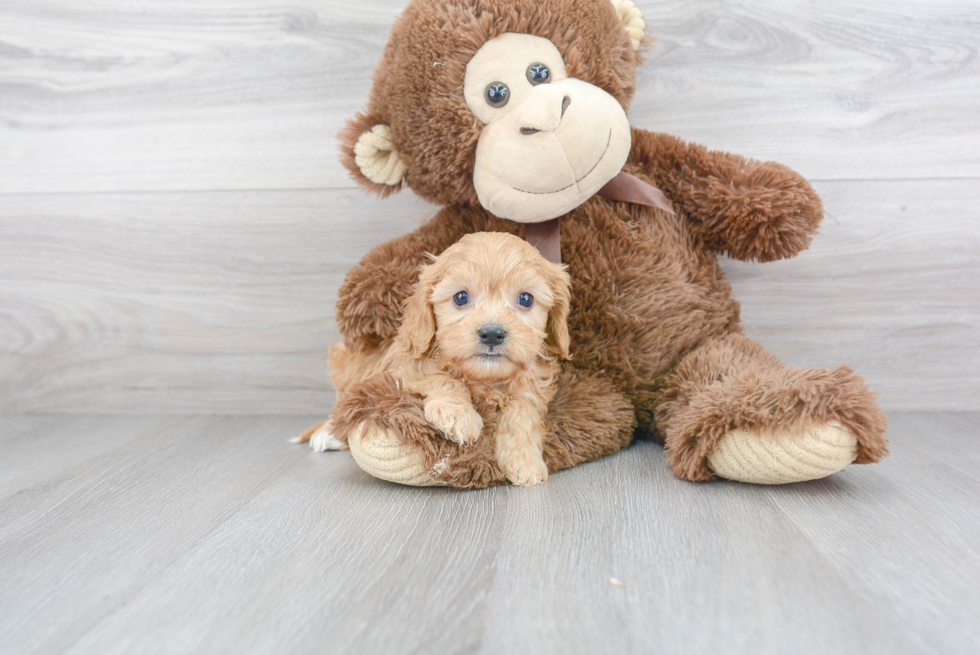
[308,424,348,452]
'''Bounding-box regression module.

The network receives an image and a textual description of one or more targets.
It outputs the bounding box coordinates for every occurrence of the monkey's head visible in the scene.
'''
[340,0,646,223]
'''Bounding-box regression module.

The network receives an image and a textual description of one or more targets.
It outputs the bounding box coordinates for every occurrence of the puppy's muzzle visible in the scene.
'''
[478,325,507,347]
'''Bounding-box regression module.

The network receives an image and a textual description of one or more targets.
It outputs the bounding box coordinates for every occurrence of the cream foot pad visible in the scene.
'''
[347,424,442,486]
[707,420,858,485]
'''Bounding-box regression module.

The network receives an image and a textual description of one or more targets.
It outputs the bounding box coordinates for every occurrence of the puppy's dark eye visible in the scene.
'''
[526,63,550,85]
[518,292,534,308]
[485,82,509,108]
[453,291,469,307]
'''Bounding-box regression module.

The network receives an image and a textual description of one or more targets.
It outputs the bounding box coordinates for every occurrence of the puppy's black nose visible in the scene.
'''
[478,325,507,346]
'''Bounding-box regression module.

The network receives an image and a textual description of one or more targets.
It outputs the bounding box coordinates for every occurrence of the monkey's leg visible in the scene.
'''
[652,332,887,484]
[330,366,635,488]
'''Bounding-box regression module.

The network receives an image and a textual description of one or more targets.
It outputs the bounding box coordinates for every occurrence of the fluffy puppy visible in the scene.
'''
[390,232,571,485]
[297,231,571,486]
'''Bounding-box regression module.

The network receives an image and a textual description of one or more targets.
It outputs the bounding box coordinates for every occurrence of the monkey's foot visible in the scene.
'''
[347,424,444,486]
[707,420,858,485]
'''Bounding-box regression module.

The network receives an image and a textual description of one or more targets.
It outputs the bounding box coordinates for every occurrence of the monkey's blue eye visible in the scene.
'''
[527,63,550,85]
[518,292,534,308]
[453,291,469,307]
[485,82,509,108]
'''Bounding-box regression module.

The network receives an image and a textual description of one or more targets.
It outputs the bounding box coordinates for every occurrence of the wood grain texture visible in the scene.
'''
[727,179,980,412]
[0,189,428,413]
[0,413,976,653]
[0,0,978,413]
[762,413,980,654]
[1,180,977,413]
[0,0,978,194]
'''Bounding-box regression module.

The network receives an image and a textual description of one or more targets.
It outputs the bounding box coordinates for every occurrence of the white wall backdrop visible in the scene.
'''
[1,0,977,413]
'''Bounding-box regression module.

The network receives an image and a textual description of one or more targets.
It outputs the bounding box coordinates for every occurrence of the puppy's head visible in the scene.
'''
[397,232,571,381]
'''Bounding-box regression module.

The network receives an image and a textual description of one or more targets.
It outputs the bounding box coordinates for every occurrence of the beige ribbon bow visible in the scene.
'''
[525,171,675,264]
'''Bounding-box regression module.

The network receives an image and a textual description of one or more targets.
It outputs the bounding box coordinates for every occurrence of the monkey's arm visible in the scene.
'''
[628,128,823,262]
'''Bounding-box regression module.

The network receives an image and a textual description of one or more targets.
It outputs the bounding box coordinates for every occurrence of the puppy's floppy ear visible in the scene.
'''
[395,260,439,360]
[544,263,572,360]
[338,111,407,197]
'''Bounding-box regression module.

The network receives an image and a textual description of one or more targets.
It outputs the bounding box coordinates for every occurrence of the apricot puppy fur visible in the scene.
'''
[386,232,571,486]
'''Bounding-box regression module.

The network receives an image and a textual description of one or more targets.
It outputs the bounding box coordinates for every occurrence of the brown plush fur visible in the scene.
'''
[330,364,637,488]
[323,0,887,486]
[653,332,888,481]
[338,0,640,206]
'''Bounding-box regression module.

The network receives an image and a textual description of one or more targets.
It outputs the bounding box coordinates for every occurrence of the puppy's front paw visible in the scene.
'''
[424,399,483,445]
[499,446,549,487]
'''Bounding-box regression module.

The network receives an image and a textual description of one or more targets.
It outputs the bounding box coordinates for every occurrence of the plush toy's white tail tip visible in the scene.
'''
[308,425,348,452]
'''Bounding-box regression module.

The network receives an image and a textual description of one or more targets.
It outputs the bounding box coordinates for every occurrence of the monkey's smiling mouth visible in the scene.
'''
[512,129,612,196]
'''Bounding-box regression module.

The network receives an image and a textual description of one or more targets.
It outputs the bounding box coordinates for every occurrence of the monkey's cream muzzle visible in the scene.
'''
[464,33,632,223]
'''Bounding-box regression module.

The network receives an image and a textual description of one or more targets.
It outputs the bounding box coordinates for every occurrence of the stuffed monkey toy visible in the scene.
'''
[298,0,888,487]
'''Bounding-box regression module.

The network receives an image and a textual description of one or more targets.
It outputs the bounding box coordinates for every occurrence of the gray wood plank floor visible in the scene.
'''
[0,413,977,654]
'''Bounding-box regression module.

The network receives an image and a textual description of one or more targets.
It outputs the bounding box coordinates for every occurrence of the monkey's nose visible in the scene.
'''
[519,95,572,135]
[478,325,507,346]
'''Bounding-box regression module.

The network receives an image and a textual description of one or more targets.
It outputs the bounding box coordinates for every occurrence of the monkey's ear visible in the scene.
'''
[610,0,646,50]
[338,112,407,196]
